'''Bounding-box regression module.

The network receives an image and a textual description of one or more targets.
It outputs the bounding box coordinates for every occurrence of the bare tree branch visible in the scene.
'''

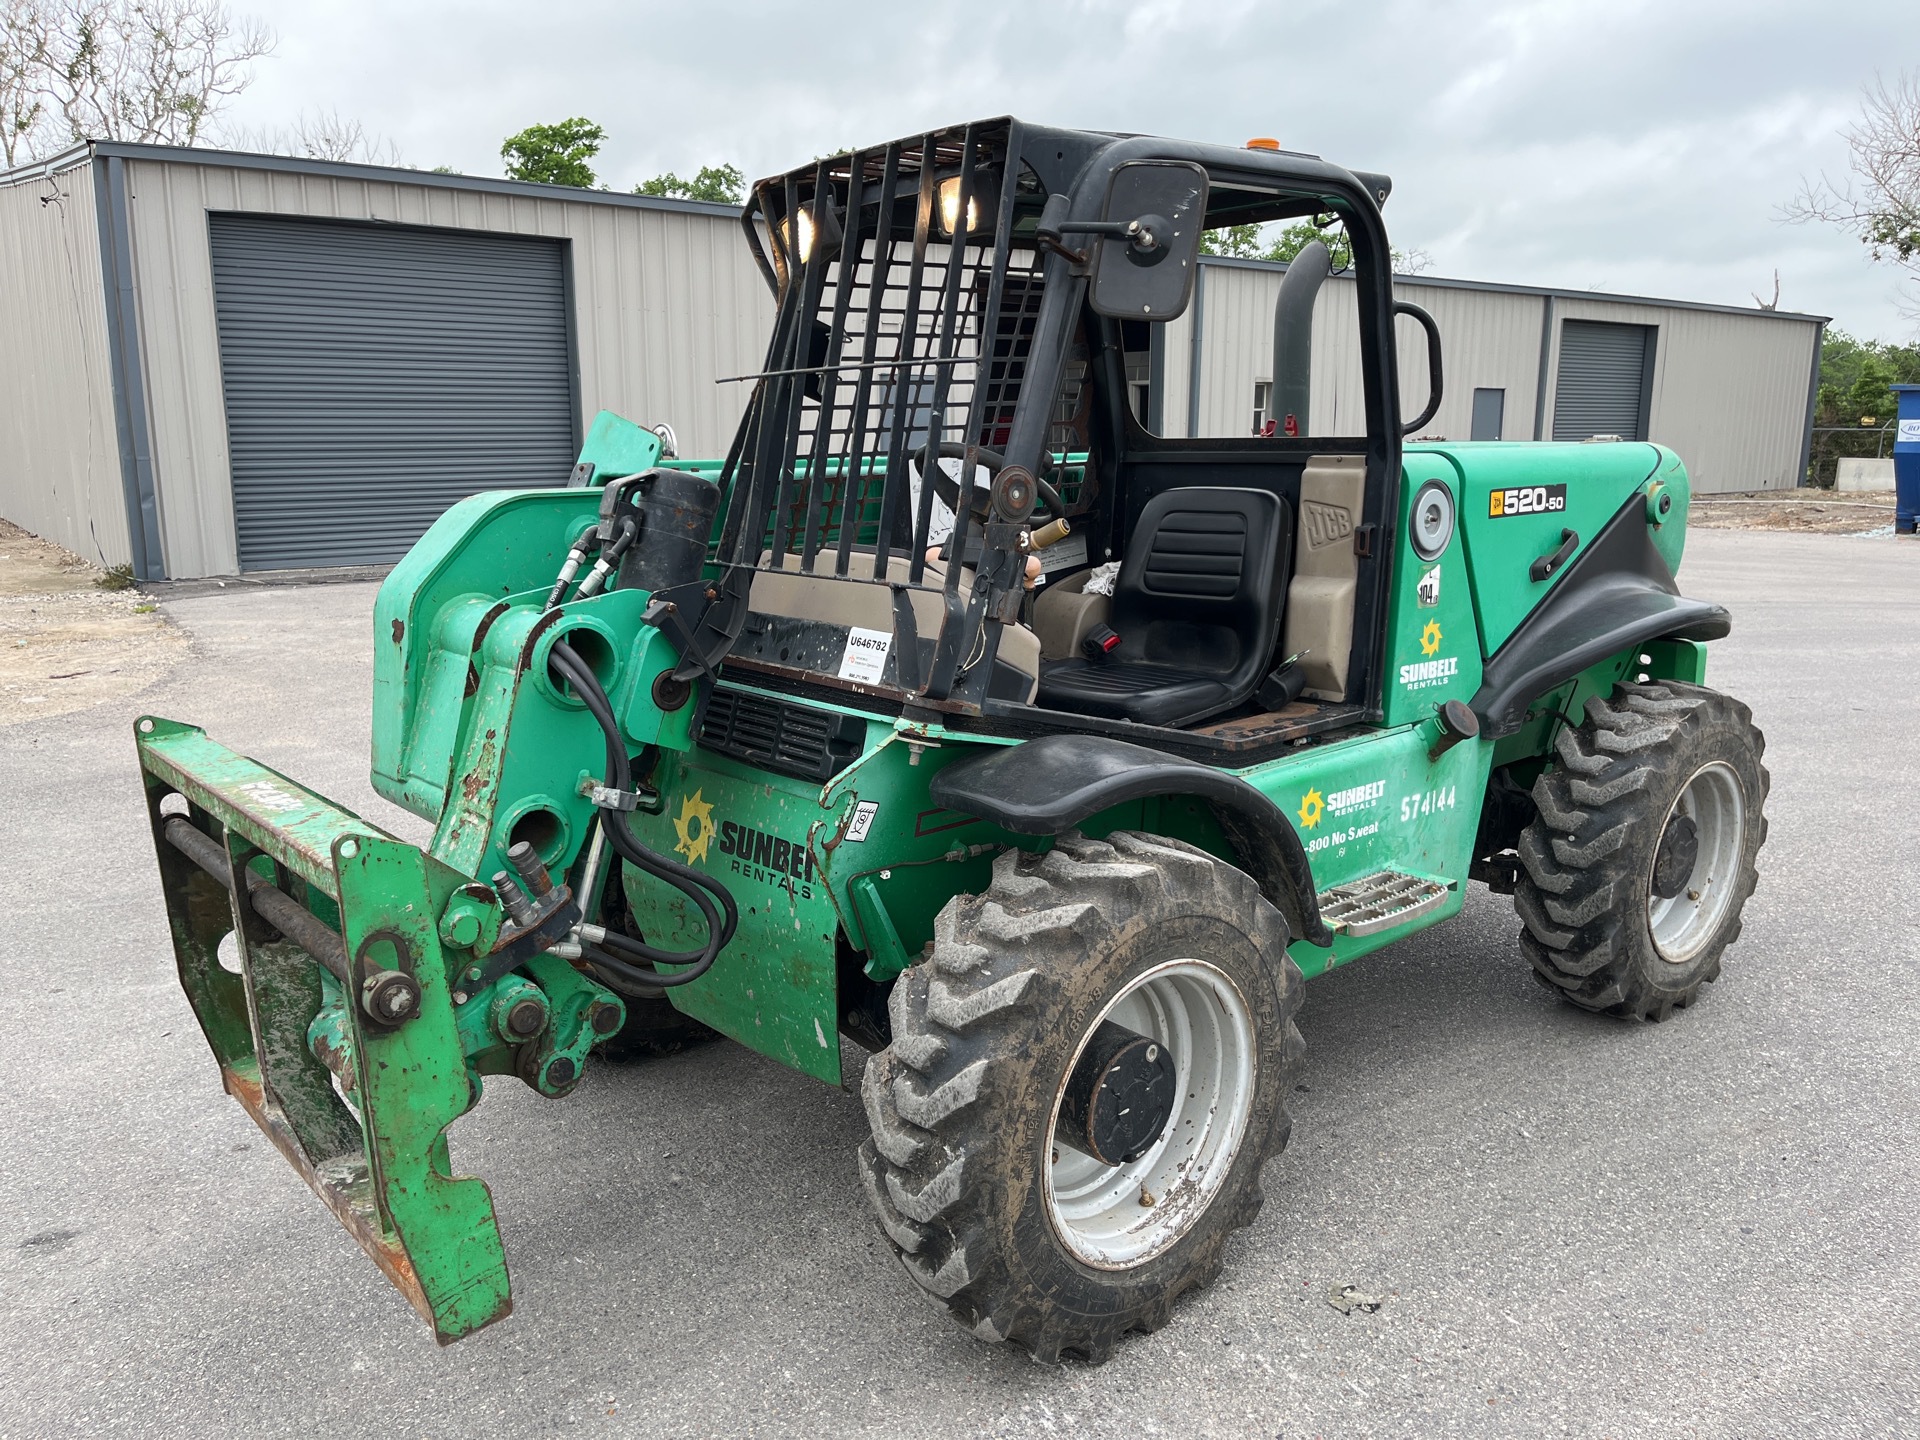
[1,0,55,166]
[39,0,273,147]
[227,107,401,165]
[1785,71,1920,304]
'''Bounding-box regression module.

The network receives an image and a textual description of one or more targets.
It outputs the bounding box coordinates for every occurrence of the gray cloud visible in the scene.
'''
[228,0,1915,336]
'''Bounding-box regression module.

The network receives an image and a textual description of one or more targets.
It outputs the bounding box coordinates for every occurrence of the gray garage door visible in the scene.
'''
[1551,320,1655,443]
[209,214,576,569]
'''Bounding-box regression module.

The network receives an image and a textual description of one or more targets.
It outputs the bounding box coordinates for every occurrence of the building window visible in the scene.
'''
[1253,380,1272,436]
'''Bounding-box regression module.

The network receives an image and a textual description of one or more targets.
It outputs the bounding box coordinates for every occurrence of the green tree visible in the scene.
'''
[1806,327,1920,482]
[500,117,604,188]
[635,162,744,204]
[1200,216,1426,273]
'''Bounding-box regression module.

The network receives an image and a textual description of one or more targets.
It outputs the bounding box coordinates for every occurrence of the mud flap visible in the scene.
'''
[136,716,513,1343]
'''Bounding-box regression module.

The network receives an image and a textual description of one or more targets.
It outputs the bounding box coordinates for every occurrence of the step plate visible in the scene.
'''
[1316,870,1454,938]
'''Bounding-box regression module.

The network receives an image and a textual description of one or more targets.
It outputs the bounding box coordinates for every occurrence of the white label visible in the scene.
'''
[845,800,879,843]
[1900,419,1920,444]
[1038,529,1090,572]
[1416,565,1441,607]
[837,626,892,684]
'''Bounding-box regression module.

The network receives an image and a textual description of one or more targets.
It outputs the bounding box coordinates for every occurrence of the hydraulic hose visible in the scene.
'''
[549,640,737,988]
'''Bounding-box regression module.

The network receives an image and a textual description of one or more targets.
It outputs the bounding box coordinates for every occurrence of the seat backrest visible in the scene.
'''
[1110,487,1291,688]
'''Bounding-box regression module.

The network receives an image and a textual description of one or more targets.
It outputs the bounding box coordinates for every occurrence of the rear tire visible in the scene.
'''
[1516,681,1768,1020]
[858,831,1304,1364]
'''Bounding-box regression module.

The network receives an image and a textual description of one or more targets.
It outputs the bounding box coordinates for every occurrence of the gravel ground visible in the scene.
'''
[1688,489,1896,535]
[0,527,1914,1439]
[0,519,188,727]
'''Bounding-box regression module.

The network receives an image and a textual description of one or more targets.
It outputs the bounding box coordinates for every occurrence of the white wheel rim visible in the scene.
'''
[1648,761,1746,964]
[1044,959,1256,1270]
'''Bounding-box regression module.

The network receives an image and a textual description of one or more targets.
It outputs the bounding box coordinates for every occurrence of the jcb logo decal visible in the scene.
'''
[1488,484,1567,517]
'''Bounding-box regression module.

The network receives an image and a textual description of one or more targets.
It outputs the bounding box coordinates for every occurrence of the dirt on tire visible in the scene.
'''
[1516,682,1769,1020]
[858,830,1304,1364]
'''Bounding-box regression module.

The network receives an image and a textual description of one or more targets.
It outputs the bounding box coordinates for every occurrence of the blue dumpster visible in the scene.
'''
[1895,384,1920,535]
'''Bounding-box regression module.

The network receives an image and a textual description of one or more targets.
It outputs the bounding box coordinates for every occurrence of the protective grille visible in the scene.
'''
[698,687,865,782]
[714,122,1078,589]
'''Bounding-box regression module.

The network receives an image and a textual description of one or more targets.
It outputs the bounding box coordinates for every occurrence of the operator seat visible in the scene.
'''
[1036,487,1291,728]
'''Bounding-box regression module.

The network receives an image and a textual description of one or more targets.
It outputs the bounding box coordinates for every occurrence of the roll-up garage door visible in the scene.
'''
[1551,320,1654,443]
[208,214,576,570]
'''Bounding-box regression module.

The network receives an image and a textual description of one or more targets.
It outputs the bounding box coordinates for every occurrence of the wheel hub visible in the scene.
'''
[1057,1021,1178,1166]
[1651,814,1700,899]
[1045,959,1257,1270]
[1647,760,1747,964]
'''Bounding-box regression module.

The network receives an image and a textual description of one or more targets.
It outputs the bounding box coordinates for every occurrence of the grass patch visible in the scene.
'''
[95,563,135,591]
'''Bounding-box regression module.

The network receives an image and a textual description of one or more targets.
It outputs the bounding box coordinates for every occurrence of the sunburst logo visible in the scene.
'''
[1297,788,1325,829]
[672,790,715,864]
[1420,620,1443,657]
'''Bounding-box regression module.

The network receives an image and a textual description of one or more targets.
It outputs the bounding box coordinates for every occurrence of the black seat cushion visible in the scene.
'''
[1038,487,1291,728]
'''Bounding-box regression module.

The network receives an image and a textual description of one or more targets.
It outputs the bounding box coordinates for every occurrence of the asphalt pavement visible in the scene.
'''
[2,528,1915,1438]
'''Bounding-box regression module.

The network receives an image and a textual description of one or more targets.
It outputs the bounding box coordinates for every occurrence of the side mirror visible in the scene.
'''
[1039,162,1208,322]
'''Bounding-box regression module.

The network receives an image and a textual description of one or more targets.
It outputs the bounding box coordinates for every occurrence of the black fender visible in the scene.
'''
[929,734,1334,948]
[1471,492,1730,739]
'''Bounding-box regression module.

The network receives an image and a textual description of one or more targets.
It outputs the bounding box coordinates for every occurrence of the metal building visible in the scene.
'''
[1156,257,1825,493]
[1,143,1824,581]
[1,141,770,579]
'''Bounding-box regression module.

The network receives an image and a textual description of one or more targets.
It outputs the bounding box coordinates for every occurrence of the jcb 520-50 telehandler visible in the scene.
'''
[138,118,1767,1363]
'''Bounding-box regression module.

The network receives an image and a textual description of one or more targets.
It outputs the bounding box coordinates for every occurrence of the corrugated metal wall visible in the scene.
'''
[0,160,129,565]
[1173,258,1819,493]
[121,157,773,577]
[1544,295,1819,493]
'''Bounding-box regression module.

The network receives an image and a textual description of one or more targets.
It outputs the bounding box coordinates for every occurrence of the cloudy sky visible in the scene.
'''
[222,0,1916,339]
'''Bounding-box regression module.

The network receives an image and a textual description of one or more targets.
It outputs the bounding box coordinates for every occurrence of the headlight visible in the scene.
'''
[937,175,980,238]
[779,207,814,264]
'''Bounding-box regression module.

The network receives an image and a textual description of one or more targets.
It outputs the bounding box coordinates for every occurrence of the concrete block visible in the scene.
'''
[1836,457,1894,491]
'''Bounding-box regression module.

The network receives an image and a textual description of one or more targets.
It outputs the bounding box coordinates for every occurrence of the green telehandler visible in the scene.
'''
[137,118,1767,1363]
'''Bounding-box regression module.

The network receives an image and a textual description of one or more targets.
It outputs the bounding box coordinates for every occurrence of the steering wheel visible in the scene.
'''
[908,442,1065,522]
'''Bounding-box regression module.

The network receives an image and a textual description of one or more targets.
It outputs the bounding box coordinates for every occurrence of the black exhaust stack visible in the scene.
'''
[1272,239,1332,439]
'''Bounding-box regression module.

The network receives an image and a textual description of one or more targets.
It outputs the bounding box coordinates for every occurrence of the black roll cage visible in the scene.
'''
[692,118,1410,729]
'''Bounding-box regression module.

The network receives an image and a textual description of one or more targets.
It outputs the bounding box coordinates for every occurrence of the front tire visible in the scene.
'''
[1516,682,1768,1020]
[858,831,1304,1363]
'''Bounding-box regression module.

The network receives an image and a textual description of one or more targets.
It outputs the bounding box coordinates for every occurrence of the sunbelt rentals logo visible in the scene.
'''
[1297,779,1386,831]
[1399,620,1459,691]
[673,790,716,864]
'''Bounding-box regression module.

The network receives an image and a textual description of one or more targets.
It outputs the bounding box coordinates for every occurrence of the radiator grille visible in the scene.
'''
[698,688,866,782]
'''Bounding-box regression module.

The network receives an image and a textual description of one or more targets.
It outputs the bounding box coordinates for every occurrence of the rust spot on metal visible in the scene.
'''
[391,618,405,645]
[520,608,564,675]
[464,663,480,698]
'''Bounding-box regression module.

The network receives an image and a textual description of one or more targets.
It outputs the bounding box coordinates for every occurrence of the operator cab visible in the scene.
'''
[689,118,1430,758]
